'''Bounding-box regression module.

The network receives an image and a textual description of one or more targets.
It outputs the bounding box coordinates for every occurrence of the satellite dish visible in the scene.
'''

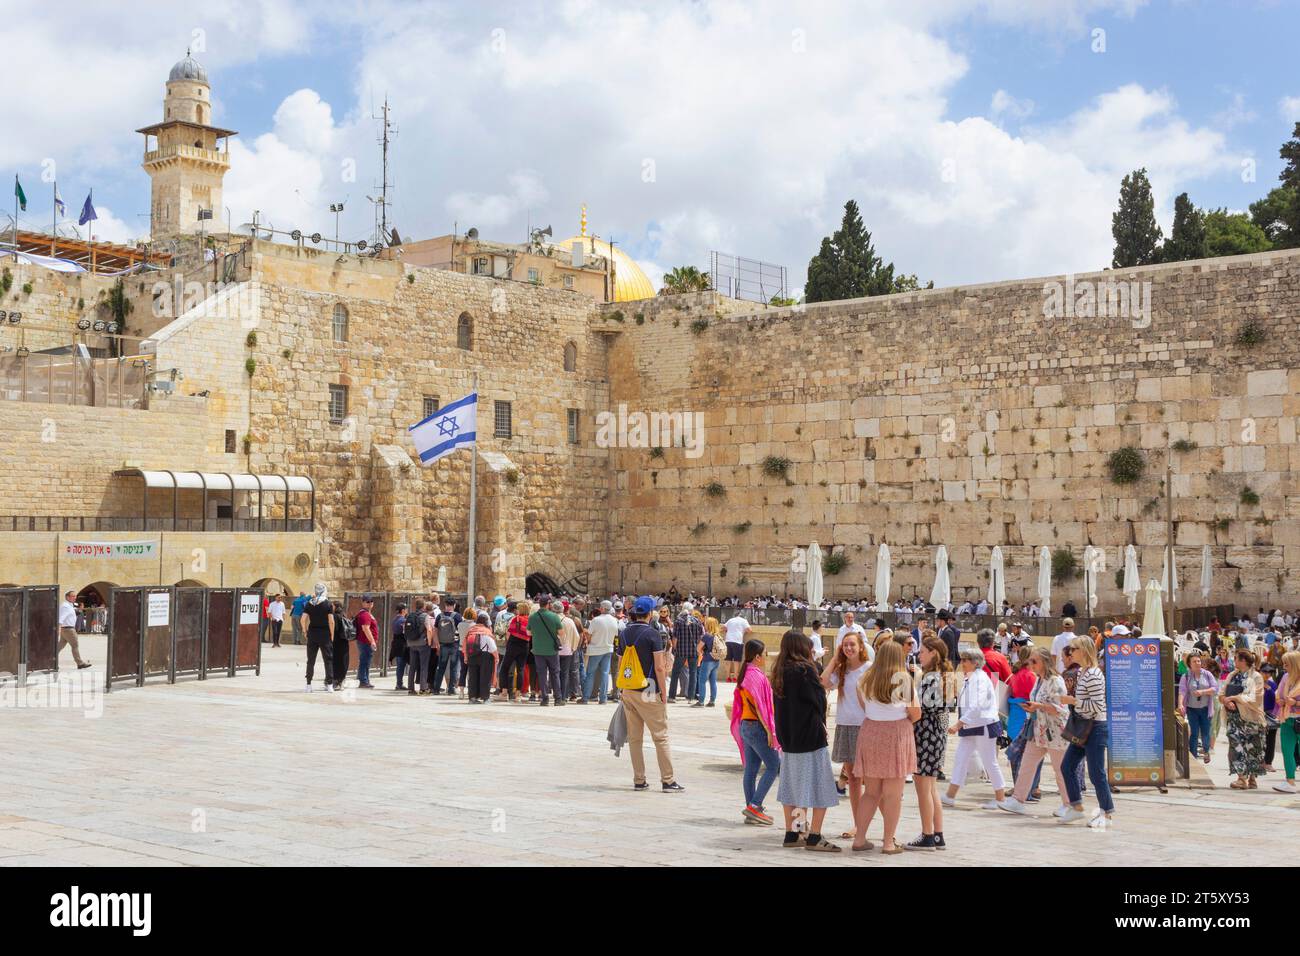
[372,242,384,253]
[291,229,302,241]
[356,239,367,250]
[467,227,479,239]
[310,232,322,244]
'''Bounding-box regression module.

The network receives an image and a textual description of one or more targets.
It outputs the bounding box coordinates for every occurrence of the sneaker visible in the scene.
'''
[706,701,715,707]
[77,662,93,670]
[1271,781,1297,793]
[305,683,313,693]
[939,794,956,808]
[742,805,774,825]
[1203,754,1212,765]
[933,832,947,850]
[979,799,1009,811]
[633,782,649,791]
[1057,807,1085,824]
[1088,810,1112,829]
[999,797,1029,815]
[662,781,686,793]
[1052,804,1069,818]
[598,699,607,705]
[323,684,334,694]
[904,834,937,851]
[539,700,549,707]
[575,698,588,705]
[689,701,702,707]
[555,700,566,707]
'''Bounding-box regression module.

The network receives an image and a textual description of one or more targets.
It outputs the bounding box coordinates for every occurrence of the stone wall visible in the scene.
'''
[0,259,119,352]
[602,249,1300,612]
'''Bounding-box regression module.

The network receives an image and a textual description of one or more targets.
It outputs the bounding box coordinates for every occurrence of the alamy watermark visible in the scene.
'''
[594,403,705,458]
[1042,273,1151,328]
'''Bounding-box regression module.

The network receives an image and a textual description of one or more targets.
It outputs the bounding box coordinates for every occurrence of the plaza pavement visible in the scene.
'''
[1,638,1294,867]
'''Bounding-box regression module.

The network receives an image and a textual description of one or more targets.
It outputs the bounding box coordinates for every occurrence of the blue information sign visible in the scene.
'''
[1104,637,1165,786]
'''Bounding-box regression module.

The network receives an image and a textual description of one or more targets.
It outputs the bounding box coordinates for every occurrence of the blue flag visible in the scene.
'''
[78,190,97,226]
[54,184,65,218]
[408,392,477,465]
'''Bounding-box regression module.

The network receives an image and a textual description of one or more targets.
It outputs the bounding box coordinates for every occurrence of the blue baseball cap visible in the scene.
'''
[493,595,506,607]
[633,595,657,615]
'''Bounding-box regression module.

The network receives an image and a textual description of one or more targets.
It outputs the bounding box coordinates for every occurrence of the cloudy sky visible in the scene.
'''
[6,0,1299,292]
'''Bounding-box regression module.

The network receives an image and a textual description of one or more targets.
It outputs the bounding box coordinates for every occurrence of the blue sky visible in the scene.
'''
[7,0,1299,290]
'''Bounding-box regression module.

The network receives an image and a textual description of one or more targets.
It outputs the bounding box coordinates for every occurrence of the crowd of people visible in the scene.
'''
[282,582,1300,853]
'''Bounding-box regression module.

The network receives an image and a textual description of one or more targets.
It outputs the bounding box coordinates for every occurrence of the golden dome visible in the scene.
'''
[557,234,656,302]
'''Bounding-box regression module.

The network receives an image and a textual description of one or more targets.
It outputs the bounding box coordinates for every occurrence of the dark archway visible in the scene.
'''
[525,572,563,598]
[77,582,116,607]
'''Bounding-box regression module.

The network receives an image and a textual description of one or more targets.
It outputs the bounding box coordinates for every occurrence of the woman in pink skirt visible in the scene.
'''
[850,640,921,854]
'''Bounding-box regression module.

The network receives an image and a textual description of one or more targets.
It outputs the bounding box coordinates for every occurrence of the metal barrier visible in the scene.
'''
[104,585,262,691]
[0,585,58,685]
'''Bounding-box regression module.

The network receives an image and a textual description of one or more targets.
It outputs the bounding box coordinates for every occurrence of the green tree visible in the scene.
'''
[1203,209,1272,257]
[805,200,906,302]
[658,265,712,295]
[1249,186,1299,247]
[1159,192,1207,262]
[1111,168,1163,268]
[890,273,934,293]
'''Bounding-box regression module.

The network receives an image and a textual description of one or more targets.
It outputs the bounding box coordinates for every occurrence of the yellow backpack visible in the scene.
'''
[616,643,646,690]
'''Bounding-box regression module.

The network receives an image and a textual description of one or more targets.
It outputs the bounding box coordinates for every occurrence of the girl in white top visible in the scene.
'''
[850,641,921,854]
[943,648,1011,810]
[822,632,870,838]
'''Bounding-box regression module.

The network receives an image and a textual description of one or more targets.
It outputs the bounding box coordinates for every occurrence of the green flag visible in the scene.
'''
[13,176,26,212]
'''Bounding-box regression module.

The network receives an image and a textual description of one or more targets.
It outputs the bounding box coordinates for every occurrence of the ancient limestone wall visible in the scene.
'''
[602,250,1300,612]
[0,259,119,352]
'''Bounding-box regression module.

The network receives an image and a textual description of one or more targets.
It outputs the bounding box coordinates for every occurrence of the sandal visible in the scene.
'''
[1229,779,1248,790]
[782,834,807,848]
[840,831,855,840]
[1248,777,1258,789]
[881,844,904,855]
[804,837,841,852]
[851,840,874,852]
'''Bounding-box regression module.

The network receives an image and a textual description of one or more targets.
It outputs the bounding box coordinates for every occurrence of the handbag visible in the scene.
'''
[1062,707,1094,746]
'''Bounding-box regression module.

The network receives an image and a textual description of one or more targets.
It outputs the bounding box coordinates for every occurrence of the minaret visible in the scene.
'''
[136,52,237,238]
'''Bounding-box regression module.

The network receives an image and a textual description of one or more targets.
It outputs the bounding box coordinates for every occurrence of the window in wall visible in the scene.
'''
[423,396,440,419]
[224,429,237,454]
[563,275,574,289]
[563,341,577,372]
[527,268,540,283]
[494,400,513,439]
[332,303,348,341]
[328,384,348,424]
[457,312,473,350]
[472,257,490,276]
[567,408,580,444]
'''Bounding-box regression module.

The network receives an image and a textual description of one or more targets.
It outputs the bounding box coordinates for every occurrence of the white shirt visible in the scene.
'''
[835,622,866,651]
[828,662,870,726]
[724,616,750,644]
[1051,630,1077,671]
[956,669,999,728]
[809,630,826,661]
[587,614,618,655]
[59,600,77,629]
[269,600,285,622]
[863,698,910,721]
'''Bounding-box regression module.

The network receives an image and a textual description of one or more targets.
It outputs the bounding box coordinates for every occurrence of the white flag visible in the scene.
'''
[409,392,476,465]
[54,183,66,217]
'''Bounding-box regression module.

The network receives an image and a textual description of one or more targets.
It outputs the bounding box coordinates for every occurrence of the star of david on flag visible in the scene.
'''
[409,391,476,465]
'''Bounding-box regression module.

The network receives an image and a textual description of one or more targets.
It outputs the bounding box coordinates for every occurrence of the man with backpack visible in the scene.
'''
[529,597,565,706]
[433,598,463,695]
[616,596,684,792]
[390,602,409,690]
[406,600,433,696]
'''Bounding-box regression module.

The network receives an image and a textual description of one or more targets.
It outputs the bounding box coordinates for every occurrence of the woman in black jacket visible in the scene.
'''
[771,629,841,852]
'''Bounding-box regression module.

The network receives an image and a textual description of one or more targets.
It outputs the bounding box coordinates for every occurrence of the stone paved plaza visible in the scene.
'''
[1,639,1294,867]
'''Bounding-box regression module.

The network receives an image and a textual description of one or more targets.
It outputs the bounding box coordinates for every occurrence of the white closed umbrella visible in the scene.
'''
[1143,579,1166,637]
[1199,544,1212,601]
[929,545,951,609]
[1083,546,1106,614]
[1161,546,1179,602]
[1036,546,1052,616]
[806,541,824,608]
[1122,545,1141,611]
[987,546,1006,611]
[874,543,891,612]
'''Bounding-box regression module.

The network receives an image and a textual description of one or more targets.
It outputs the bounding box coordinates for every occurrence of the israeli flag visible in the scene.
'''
[409,392,476,465]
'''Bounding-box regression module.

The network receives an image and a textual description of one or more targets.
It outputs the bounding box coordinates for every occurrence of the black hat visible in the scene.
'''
[937,609,952,621]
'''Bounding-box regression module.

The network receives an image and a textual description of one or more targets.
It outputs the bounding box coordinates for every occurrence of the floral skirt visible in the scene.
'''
[1226,710,1265,776]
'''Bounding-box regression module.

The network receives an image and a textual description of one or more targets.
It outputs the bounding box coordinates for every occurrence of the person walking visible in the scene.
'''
[406,599,433,696]
[821,631,870,838]
[1001,648,1072,816]
[851,640,919,855]
[433,599,462,696]
[582,600,617,704]
[464,612,498,703]
[730,638,780,826]
[722,612,753,682]
[772,629,841,852]
[943,647,1011,810]
[390,602,409,690]
[57,591,92,670]
[303,584,335,693]
[907,636,952,850]
[530,598,565,706]
[1058,636,1114,826]
[330,600,351,690]
[694,616,724,707]
[1271,651,1300,793]
[669,602,703,703]
[354,595,378,689]
[1178,651,1218,765]
[289,591,308,645]
[1221,648,1266,790]
[268,594,286,648]
[617,595,683,792]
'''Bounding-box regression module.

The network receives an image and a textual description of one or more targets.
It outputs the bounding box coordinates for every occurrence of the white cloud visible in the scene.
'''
[990,89,1035,122]
[1281,96,1300,122]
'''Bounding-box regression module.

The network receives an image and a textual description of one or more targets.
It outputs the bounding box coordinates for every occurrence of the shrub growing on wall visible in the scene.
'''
[1051,548,1079,585]
[822,551,849,575]
[761,455,791,479]
[1106,446,1145,484]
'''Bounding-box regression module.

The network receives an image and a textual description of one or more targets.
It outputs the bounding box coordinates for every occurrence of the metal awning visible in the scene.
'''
[113,469,315,532]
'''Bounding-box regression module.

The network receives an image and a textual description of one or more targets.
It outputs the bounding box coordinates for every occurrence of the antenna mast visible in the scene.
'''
[370,96,398,244]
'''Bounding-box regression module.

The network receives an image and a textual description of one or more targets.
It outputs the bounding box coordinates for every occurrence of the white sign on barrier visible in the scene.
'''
[147,592,170,627]
[239,594,260,626]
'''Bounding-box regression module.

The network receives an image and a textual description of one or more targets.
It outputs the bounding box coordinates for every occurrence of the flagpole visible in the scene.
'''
[51,182,56,256]
[467,372,478,606]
